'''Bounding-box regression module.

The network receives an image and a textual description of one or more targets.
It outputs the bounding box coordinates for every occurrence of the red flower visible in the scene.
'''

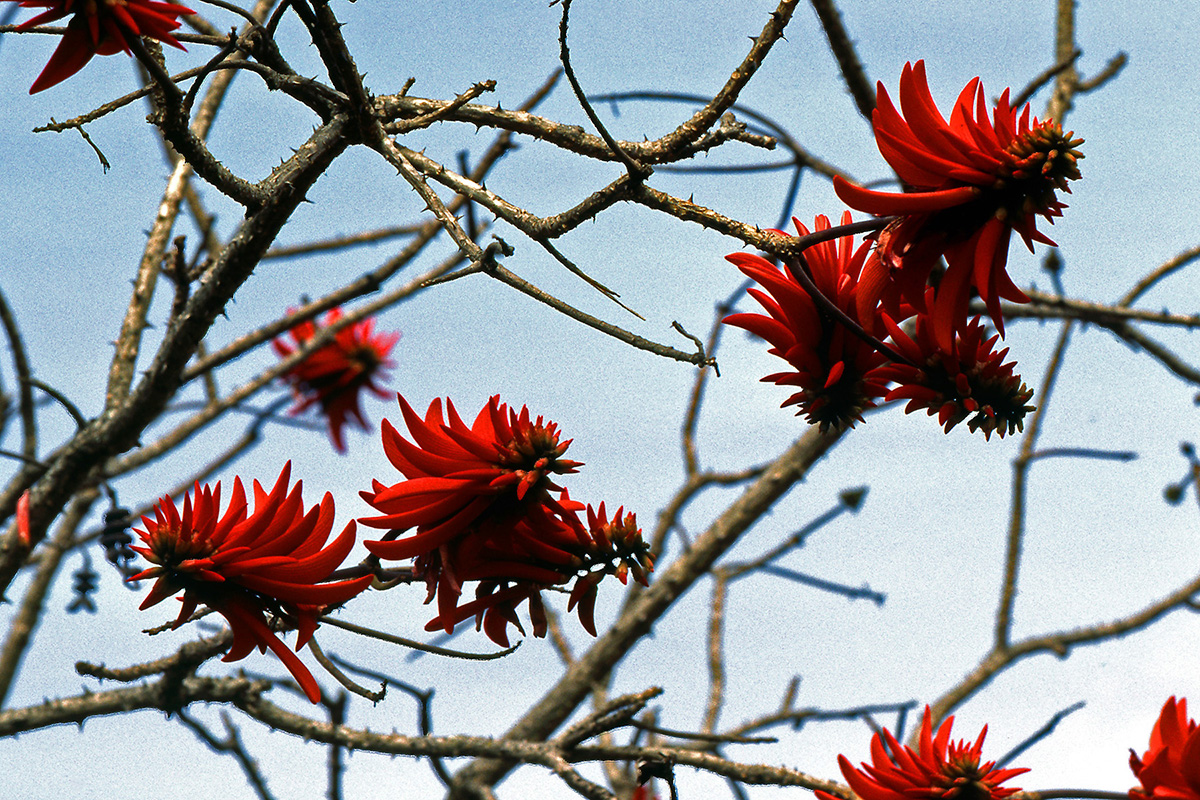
[273,307,400,454]
[723,213,900,430]
[816,707,1028,800]
[360,395,651,646]
[1130,697,1200,800]
[16,491,31,547]
[878,292,1034,439]
[834,60,1083,352]
[416,499,652,646]
[632,785,661,800]
[129,462,373,703]
[8,0,195,93]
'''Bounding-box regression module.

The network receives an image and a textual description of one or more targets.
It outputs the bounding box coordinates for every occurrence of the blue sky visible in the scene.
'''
[2,1,1199,798]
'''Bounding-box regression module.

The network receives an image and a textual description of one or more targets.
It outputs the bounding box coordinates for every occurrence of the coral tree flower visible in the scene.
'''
[273,307,400,454]
[8,0,196,93]
[723,213,898,431]
[877,290,1034,439]
[1130,697,1200,800]
[816,707,1028,800]
[129,462,373,703]
[15,491,31,547]
[834,60,1083,352]
[360,395,652,646]
[632,785,661,800]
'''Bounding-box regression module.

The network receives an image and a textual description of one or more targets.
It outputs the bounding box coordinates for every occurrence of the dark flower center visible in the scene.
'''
[347,344,382,374]
[294,344,382,400]
[936,756,996,800]
[496,424,573,477]
[962,368,1035,440]
[992,122,1084,220]
[1004,123,1084,189]
[147,526,216,568]
[941,778,994,800]
[910,122,1084,246]
[901,345,1035,439]
[799,371,878,432]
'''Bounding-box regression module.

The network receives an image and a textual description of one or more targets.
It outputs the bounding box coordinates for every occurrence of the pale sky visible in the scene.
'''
[2,1,1199,798]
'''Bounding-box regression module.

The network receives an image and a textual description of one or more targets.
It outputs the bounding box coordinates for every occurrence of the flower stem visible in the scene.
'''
[781,255,918,368]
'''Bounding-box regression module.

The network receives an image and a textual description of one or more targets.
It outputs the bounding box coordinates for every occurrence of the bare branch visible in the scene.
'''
[449,424,844,794]
[557,0,649,180]
[483,262,714,367]
[809,0,875,121]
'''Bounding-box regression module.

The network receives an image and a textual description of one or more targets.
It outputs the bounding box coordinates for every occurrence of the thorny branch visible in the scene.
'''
[0,675,843,794]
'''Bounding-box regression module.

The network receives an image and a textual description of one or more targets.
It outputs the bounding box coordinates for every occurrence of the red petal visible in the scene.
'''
[29,24,98,94]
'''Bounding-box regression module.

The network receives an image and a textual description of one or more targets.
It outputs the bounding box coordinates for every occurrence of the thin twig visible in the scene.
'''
[318,616,520,660]
[0,289,36,471]
[1077,51,1129,93]
[995,321,1072,652]
[557,0,649,180]
[308,638,386,702]
[177,709,277,800]
[702,574,728,734]
[393,80,497,133]
[0,492,96,705]
[1012,48,1082,109]
[263,224,426,259]
[1002,293,1200,328]
[1119,242,1200,308]
[809,0,875,121]
[484,263,715,367]
[996,701,1086,768]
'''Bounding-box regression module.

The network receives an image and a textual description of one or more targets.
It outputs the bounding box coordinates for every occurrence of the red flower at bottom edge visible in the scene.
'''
[1130,697,1200,800]
[816,707,1028,800]
[129,462,372,703]
[10,0,197,93]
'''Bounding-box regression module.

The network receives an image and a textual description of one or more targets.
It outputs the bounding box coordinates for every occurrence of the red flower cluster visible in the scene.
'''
[7,0,195,93]
[728,63,1072,438]
[726,214,1035,437]
[834,60,1083,351]
[1130,697,1200,800]
[129,462,373,703]
[816,707,1028,800]
[878,290,1034,439]
[274,308,400,454]
[723,213,898,430]
[631,785,660,800]
[360,394,653,646]
[15,491,31,547]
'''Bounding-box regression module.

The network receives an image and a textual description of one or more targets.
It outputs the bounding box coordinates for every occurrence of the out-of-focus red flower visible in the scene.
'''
[816,707,1028,800]
[631,784,661,800]
[7,0,196,93]
[129,462,372,703]
[834,60,1083,352]
[877,291,1033,439]
[273,307,400,454]
[15,490,31,547]
[723,213,902,431]
[360,395,652,646]
[1130,697,1200,800]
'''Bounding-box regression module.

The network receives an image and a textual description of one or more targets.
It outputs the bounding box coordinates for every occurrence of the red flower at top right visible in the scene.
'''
[834,60,1083,353]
